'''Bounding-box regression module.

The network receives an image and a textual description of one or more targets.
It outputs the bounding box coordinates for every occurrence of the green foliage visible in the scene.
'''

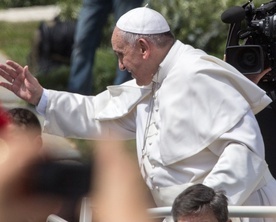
[148,0,227,57]
[70,138,94,163]
[36,65,70,90]
[0,21,40,65]
[0,0,57,8]
[70,138,137,163]
[58,0,82,21]
[36,48,116,94]
[93,48,117,94]
[148,0,269,57]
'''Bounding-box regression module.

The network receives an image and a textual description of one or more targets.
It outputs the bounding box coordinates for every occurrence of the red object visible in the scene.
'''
[0,106,10,129]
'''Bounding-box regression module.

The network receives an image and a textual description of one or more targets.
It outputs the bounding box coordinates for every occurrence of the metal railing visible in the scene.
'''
[47,198,276,222]
[148,206,276,218]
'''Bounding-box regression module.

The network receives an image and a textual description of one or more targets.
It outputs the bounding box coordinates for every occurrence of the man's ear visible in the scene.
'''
[138,38,150,59]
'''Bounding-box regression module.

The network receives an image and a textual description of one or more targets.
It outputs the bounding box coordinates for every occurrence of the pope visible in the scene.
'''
[0,6,276,222]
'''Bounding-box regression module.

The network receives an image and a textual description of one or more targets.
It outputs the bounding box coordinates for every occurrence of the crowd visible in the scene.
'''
[0,106,63,221]
[0,4,276,222]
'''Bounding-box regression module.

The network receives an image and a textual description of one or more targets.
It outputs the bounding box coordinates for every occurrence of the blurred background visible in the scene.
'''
[0,0,267,160]
[0,0,267,93]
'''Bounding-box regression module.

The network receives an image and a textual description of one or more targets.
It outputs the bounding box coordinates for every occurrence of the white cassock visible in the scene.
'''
[38,40,276,222]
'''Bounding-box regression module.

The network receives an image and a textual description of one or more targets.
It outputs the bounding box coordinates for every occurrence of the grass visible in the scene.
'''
[0,21,40,65]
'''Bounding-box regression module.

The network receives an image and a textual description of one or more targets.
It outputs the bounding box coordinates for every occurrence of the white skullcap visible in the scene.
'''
[116,7,170,34]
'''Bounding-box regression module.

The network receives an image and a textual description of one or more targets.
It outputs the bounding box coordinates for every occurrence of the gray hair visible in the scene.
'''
[118,29,175,48]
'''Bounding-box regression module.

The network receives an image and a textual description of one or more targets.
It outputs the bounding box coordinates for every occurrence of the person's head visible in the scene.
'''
[7,107,42,149]
[172,184,231,222]
[111,7,175,86]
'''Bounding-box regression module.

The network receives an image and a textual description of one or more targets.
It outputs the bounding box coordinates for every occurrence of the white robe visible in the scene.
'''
[40,40,276,221]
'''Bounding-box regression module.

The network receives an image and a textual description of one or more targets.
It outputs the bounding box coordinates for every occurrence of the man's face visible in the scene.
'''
[111,27,154,86]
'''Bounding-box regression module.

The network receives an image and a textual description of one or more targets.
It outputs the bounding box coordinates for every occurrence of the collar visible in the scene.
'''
[152,40,181,85]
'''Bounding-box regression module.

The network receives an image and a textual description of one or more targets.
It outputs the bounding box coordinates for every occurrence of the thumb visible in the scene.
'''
[23,65,43,105]
[23,66,30,80]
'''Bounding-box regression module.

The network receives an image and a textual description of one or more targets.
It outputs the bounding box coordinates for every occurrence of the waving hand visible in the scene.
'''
[0,60,43,105]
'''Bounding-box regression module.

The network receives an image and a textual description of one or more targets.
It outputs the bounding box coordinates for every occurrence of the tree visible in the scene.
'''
[148,0,268,57]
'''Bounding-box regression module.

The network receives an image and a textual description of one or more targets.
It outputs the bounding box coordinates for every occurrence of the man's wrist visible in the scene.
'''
[36,89,49,116]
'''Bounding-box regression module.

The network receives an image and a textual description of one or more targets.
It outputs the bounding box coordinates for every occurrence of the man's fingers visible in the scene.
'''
[261,67,272,75]
[0,66,16,83]
[0,82,13,91]
[6,60,24,73]
[0,62,23,83]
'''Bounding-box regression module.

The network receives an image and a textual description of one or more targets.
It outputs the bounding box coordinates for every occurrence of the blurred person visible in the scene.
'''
[1,6,276,222]
[7,107,84,222]
[91,139,154,222]
[7,107,43,152]
[0,106,63,221]
[172,184,231,222]
[8,107,42,133]
[68,0,144,95]
[0,139,63,222]
[7,107,80,160]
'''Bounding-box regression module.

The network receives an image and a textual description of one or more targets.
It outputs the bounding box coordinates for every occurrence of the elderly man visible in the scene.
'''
[0,7,276,222]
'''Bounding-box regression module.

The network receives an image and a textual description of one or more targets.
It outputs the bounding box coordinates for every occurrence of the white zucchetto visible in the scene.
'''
[116,7,170,34]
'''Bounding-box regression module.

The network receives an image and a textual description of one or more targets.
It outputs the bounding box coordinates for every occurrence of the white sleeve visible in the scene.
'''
[42,89,137,139]
[35,89,49,116]
[204,110,268,205]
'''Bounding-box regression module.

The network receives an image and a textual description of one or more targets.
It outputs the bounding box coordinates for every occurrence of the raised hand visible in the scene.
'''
[0,60,43,105]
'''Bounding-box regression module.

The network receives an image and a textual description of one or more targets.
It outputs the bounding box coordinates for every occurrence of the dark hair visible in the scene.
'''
[8,108,42,136]
[172,184,229,222]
